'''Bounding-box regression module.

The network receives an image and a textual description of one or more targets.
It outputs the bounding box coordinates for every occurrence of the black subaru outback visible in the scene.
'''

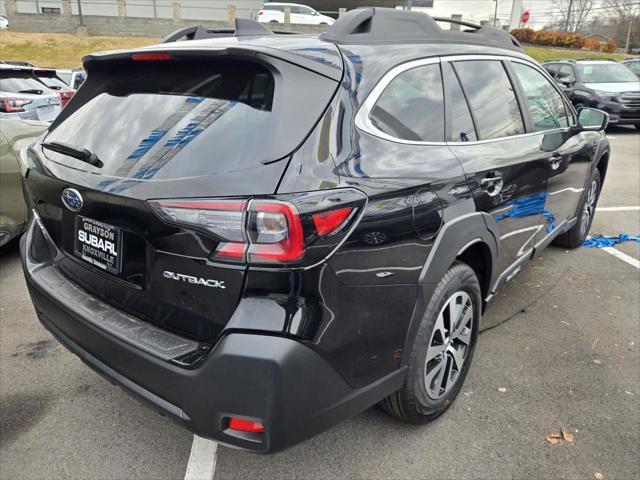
[20,9,609,453]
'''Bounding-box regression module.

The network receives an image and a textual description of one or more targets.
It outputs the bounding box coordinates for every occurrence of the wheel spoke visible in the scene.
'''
[426,342,446,362]
[425,357,446,396]
[457,328,471,345]
[451,305,472,339]
[448,344,465,371]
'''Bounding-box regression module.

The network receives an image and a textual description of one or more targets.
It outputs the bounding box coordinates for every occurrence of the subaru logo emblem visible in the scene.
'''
[61,188,83,212]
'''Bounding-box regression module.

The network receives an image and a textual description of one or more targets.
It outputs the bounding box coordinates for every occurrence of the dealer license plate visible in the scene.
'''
[74,216,122,274]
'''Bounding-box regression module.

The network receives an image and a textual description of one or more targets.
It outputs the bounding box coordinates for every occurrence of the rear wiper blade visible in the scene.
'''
[41,141,104,168]
[18,89,43,94]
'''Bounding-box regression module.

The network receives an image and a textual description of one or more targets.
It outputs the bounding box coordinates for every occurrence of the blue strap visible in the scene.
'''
[583,234,640,248]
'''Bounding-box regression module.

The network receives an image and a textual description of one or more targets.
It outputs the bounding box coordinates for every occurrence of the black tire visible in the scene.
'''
[269,20,279,24]
[380,261,481,423]
[554,168,601,249]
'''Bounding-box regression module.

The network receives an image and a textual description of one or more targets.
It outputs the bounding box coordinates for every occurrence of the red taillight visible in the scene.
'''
[258,10,264,15]
[148,189,367,267]
[1,98,32,113]
[312,207,353,236]
[131,52,174,61]
[228,418,264,433]
[246,200,304,264]
[58,90,74,108]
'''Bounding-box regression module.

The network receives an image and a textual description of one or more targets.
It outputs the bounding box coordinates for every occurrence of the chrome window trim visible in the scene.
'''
[354,57,447,146]
[355,53,577,147]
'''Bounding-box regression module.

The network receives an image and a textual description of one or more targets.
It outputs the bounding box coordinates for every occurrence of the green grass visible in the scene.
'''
[0,31,634,68]
[0,31,159,68]
[523,45,630,62]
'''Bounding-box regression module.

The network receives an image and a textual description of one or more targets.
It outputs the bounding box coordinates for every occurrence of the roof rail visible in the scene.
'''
[542,59,576,63]
[543,57,617,63]
[318,8,522,50]
[162,18,289,43]
[575,57,617,62]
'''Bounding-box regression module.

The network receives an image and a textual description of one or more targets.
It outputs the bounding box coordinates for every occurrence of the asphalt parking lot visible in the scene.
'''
[1,126,638,480]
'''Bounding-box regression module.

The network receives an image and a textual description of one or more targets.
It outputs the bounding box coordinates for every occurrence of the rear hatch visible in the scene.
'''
[0,68,61,121]
[24,43,342,342]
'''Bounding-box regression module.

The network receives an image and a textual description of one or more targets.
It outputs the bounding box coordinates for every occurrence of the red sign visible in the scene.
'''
[520,11,530,24]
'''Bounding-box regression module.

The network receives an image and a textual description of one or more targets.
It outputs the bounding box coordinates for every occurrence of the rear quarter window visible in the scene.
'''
[369,63,444,142]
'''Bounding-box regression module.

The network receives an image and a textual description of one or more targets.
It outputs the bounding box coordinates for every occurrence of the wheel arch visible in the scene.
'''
[400,213,499,366]
[595,150,609,184]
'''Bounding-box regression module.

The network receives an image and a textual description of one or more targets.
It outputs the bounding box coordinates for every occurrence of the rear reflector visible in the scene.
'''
[313,207,353,236]
[131,52,174,61]
[228,418,264,433]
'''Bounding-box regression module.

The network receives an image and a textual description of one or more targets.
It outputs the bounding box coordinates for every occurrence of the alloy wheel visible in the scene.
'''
[424,291,473,400]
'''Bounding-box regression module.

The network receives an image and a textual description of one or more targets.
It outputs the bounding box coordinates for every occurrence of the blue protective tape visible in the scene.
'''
[582,234,640,248]
[496,192,557,233]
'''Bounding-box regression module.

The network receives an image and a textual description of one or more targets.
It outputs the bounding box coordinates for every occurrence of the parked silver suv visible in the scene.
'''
[0,65,61,122]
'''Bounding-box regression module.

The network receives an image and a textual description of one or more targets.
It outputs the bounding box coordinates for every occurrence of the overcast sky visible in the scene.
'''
[416,0,607,28]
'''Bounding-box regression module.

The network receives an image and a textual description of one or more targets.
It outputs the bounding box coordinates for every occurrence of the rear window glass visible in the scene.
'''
[35,72,69,90]
[453,60,525,140]
[446,64,477,142]
[369,63,444,142]
[0,71,47,94]
[44,58,337,179]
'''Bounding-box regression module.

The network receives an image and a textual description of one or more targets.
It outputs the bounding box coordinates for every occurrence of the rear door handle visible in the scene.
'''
[548,154,562,170]
[480,172,503,196]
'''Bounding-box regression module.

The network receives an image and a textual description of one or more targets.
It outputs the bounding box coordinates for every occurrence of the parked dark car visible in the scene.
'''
[20,10,610,453]
[621,58,640,77]
[543,59,640,129]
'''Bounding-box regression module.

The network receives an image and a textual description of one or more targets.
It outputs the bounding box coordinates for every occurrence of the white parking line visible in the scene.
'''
[597,206,640,212]
[601,246,640,270]
[184,436,218,480]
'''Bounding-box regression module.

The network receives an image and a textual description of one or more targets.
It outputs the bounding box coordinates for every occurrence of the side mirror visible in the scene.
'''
[558,78,574,88]
[577,107,608,131]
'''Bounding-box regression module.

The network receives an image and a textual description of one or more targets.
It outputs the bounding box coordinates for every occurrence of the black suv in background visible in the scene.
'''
[543,59,640,129]
[20,10,610,453]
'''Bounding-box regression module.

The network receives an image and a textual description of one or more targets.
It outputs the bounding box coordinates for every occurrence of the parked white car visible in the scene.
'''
[0,15,9,29]
[55,68,86,90]
[258,3,335,26]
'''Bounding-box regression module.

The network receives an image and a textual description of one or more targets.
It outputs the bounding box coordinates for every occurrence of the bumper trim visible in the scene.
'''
[40,312,189,421]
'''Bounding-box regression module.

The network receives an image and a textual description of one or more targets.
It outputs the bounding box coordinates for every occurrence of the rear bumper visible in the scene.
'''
[20,219,404,453]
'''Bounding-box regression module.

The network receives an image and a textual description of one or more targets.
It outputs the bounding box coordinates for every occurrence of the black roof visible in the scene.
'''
[319,8,522,50]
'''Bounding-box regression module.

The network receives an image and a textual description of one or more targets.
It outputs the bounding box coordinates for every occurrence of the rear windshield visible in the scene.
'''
[35,72,69,90]
[45,58,337,179]
[0,71,47,94]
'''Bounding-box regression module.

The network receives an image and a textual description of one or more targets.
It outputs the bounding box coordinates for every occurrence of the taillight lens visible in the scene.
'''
[58,90,74,108]
[246,200,304,264]
[148,189,367,267]
[258,10,264,15]
[1,98,32,113]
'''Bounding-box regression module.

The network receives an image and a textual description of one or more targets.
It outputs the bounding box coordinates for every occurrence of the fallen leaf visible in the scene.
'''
[548,431,561,438]
[594,473,604,480]
[546,436,560,444]
[561,427,575,444]
[593,359,603,365]
[497,387,507,393]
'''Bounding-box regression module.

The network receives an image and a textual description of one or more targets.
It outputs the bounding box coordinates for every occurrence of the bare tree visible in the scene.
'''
[604,0,640,51]
[553,0,594,32]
